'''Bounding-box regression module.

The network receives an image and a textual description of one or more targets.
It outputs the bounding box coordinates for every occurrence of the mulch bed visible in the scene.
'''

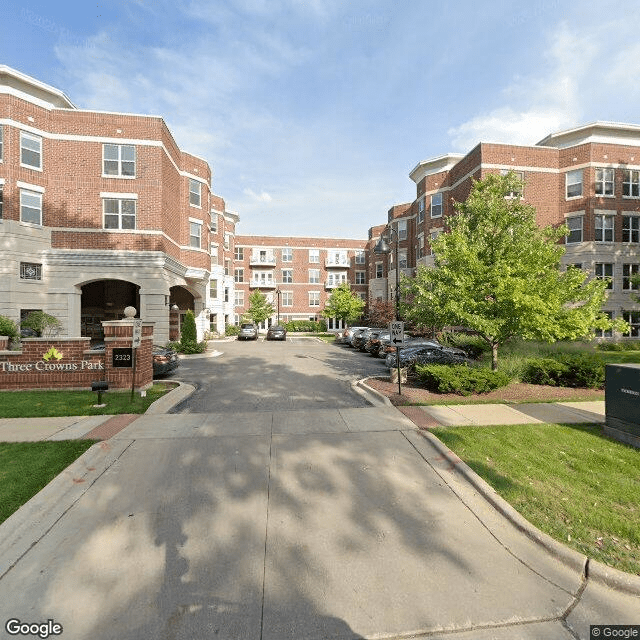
[365,377,605,406]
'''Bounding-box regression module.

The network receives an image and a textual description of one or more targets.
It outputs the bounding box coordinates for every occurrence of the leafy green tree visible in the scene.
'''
[402,172,625,370]
[20,311,62,337]
[246,290,275,326]
[180,309,197,344]
[322,282,365,326]
[0,315,19,339]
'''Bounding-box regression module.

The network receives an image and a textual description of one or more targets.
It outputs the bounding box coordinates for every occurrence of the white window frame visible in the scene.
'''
[375,262,383,278]
[595,168,614,197]
[355,271,366,285]
[210,279,218,299]
[210,244,219,265]
[309,291,320,307]
[431,193,443,218]
[189,178,202,208]
[281,269,293,284]
[309,269,320,284]
[234,268,244,283]
[20,188,43,226]
[398,251,408,269]
[623,311,640,337]
[103,144,136,177]
[282,247,293,262]
[623,170,640,198]
[309,249,320,263]
[234,290,244,307]
[396,220,407,240]
[282,291,293,307]
[417,196,425,223]
[565,215,583,244]
[20,131,42,170]
[566,169,583,199]
[594,214,615,242]
[355,250,365,264]
[103,196,137,230]
[622,264,640,291]
[189,220,202,249]
[622,216,640,243]
[595,263,614,290]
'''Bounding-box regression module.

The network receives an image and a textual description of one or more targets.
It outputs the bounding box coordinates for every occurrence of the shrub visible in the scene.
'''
[439,332,490,360]
[179,340,206,354]
[180,310,197,344]
[283,320,324,333]
[0,315,19,339]
[20,310,62,337]
[596,342,624,351]
[414,364,511,396]
[225,325,240,336]
[521,358,569,386]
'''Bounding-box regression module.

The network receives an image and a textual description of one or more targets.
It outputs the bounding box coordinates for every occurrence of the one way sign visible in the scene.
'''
[389,321,405,346]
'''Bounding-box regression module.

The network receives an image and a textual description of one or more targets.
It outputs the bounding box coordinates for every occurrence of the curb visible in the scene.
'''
[145,381,196,415]
[418,429,640,597]
[353,378,392,407]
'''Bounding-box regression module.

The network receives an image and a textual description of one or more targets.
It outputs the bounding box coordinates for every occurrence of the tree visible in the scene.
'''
[20,311,62,337]
[246,290,274,326]
[402,172,625,370]
[364,298,395,327]
[322,283,365,326]
[180,309,197,345]
[0,315,19,340]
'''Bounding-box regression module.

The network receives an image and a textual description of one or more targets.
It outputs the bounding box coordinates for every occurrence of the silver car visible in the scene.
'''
[238,323,258,340]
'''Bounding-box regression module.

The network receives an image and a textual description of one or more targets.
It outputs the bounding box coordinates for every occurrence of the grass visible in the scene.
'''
[0,383,173,418]
[0,440,97,525]
[430,422,640,575]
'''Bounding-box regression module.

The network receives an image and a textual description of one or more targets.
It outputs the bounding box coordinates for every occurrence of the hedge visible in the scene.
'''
[414,364,511,396]
[521,353,605,389]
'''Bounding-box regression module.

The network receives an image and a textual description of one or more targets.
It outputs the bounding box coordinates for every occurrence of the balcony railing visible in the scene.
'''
[250,253,276,266]
[250,278,276,288]
[325,279,349,289]
[325,258,350,268]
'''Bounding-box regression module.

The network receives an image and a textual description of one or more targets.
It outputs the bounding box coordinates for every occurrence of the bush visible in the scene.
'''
[0,315,19,339]
[597,341,640,351]
[521,358,569,386]
[439,332,490,360]
[414,364,511,396]
[180,310,197,344]
[283,320,325,333]
[225,325,240,336]
[179,340,206,354]
[522,354,605,389]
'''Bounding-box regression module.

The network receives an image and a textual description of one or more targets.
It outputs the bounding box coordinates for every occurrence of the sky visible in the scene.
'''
[3,0,640,238]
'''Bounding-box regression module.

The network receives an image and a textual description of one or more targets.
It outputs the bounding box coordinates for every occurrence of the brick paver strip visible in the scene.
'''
[397,405,443,429]
[82,414,139,440]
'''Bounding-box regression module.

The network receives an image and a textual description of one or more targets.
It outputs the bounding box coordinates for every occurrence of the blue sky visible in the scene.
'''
[4,0,640,238]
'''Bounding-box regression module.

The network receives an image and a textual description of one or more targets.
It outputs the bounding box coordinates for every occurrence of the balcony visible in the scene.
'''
[250,277,276,289]
[325,257,350,268]
[325,278,348,289]
[250,251,276,266]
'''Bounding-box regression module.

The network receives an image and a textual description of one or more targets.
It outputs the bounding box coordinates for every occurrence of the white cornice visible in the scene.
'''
[409,154,465,184]
[536,121,640,149]
[0,65,75,109]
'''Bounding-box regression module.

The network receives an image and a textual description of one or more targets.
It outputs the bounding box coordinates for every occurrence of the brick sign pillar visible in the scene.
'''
[102,320,154,391]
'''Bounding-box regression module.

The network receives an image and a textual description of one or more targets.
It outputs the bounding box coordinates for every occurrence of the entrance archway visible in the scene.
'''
[169,286,195,341]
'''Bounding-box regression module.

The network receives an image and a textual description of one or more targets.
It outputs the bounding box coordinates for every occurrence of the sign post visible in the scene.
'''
[131,318,142,401]
[389,321,405,395]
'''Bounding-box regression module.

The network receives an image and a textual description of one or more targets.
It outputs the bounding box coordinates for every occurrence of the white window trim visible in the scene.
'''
[565,169,584,199]
[102,143,136,179]
[595,167,615,198]
[622,169,640,199]
[19,189,43,226]
[189,220,202,249]
[100,191,138,199]
[102,197,137,231]
[189,178,202,208]
[594,212,615,243]
[20,131,42,171]
[431,193,443,218]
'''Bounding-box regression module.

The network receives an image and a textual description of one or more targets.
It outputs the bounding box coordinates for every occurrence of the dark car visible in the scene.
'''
[366,331,390,356]
[266,325,287,341]
[238,323,258,340]
[152,344,180,376]
[385,344,468,369]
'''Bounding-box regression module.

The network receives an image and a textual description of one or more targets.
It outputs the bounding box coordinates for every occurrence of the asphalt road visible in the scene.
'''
[169,336,389,413]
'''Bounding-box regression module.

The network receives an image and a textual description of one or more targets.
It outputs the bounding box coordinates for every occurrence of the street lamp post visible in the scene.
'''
[373,226,402,395]
[275,288,281,325]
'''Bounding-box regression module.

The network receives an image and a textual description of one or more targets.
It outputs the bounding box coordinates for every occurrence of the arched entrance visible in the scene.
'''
[80,279,140,342]
[169,286,195,341]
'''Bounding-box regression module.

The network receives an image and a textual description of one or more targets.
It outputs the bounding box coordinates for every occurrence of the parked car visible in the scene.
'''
[152,344,180,376]
[357,328,384,352]
[238,323,258,340]
[385,344,468,369]
[341,326,368,346]
[266,325,287,341]
[366,331,390,356]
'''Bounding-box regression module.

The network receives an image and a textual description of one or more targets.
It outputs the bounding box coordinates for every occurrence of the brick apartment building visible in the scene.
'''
[232,236,368,330]
[370,122,640,338]
[0,64,237,343]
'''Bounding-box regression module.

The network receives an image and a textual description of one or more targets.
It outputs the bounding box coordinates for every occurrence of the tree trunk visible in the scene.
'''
[491,343,498,371]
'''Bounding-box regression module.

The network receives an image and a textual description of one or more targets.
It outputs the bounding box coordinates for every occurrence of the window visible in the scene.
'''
[224,288,229,303]
[355,250,365,264]
[355,271,366,284]
[210,245,218,265]
[20,189,42,225]
[565,216,583,243]
[595,311,613,338]
[309,291,320,306]
[189,221,202,248]
[0,125,3,161]
[103,198,136,229]
[595,168,614,196]
[210,217,218,233]
[623,170,640,197]
[309,269,320,284]
[234,291,244,307]
[375,262,383,278]
[417,234,424,259]
[282,247,293,262]
[431,193,443,217]
[282,269,293,283]
[189,179,201,207]
[210,279,218,298]
[234,247,244,261]
[327,273,347,287]
[622,216,640,242]
[595,263,613,289]
[397,220,407,240]
[282,291,293,307]
[594,214,614,242]
[224,233,231,251]
[20,262,42,281]
[20,132,42,169]
[566,169,583,198]
[103,144,135,177]
[500,169,524,198]
[398,251,408,269]
[622,264,639,290]
[309,249,320,263]
[430,231,440,255]
[623,311,640,337]
[224,259,231,276]
[417,197,425,223]
[234,268,244,283]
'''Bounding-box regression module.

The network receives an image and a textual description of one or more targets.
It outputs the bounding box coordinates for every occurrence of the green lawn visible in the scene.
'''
[0,440,97,524]
[431,423,640,575]
[0,383,172,418]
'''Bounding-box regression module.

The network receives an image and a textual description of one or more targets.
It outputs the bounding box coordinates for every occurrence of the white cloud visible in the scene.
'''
[244,189,273,202]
